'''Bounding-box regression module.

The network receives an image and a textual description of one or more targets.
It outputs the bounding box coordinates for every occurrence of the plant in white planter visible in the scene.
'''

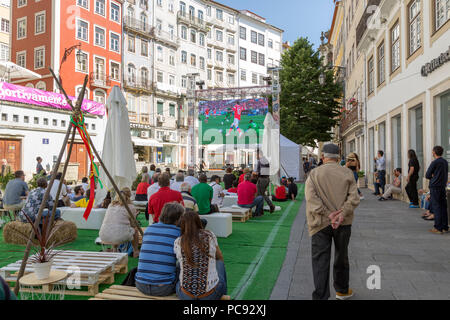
[17,212,65,280]
[357,171,367,188]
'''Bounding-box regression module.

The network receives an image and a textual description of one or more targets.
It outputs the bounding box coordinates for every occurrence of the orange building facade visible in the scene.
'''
[11,0,123,103]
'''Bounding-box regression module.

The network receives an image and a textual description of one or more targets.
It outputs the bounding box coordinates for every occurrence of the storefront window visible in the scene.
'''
[435,91,450,169]
[369,127,375,173]
[409,105,424,187]
[378,122,386,153]
[391,115,402,169]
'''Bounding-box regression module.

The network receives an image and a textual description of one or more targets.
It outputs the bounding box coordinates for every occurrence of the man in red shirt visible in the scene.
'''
[237,173,264,217]
[148,173,184,223]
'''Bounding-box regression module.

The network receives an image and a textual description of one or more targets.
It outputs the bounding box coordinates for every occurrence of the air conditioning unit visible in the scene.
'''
[157,115,165,123]
[140,131,149,138]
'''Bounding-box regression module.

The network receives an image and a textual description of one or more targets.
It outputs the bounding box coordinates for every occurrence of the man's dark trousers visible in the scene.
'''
[311,225,352,300]
[430,187,449,232]
[256,176,274,208]
[374,170,386,195]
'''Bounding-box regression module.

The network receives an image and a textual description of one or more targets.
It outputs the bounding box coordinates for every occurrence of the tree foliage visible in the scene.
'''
[280,37,342,148]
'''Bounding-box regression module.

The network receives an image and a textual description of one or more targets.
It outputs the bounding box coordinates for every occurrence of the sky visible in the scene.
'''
[220,0,335,49]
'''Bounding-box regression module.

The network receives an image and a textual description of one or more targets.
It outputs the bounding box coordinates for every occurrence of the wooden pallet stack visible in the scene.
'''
[0,250,128,296]
[219,207,252,222]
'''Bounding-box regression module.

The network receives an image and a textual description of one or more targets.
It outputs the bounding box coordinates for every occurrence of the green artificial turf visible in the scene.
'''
[0,184,305,300]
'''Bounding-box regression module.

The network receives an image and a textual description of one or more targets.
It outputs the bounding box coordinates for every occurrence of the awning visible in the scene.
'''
[132,137,163,147]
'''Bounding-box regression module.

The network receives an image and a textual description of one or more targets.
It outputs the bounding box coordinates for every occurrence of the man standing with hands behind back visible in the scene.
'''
[305,144,360,300]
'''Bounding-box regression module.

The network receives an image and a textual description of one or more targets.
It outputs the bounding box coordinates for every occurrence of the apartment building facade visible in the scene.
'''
[0,0,10,62]
[359,0,449,190]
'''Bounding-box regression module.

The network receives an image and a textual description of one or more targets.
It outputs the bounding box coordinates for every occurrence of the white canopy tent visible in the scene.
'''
[280,134,303,182]
[262,113,280,185]
[0,61,42,81]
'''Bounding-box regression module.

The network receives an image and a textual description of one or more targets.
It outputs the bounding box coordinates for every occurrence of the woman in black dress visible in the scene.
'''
[406,149,420,208]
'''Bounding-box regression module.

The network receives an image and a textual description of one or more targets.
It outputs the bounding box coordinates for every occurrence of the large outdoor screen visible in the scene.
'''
[198,98,268,145]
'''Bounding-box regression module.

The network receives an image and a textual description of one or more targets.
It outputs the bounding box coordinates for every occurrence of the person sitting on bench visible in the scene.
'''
[237,173,264,217]
[287,177,298,201]
[135,173,150,202]
[174,210,228,300]
[99,188,140,258]
[378,168,402,201]
[227,180,238,194]
[134,202,184,296]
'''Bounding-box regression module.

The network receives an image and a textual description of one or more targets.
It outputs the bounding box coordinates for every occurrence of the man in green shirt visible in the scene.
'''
[245,120,260,132]
[191,174,214,215]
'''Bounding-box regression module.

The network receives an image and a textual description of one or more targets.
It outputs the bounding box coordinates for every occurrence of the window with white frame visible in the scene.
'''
[157,46,163,62]
[0,44,9,61]
[157,0,162,7]
[391,22,400,72]
[169,25,175,39]
[207,69,212,81]
[76,86,89,99]
[207,48,212,60]
[111,62,120,81]
[111,2,120,22]
[240,47,246,61]
[110,32,120,52]
[228,15,234,24]
[181,50,187,63]
[76,50,88,73]
[368,56,374,94]
[94,90,106,104]
[216,30,223,42]
[435,0,449,31]
[169,50,175,66]
[77,0,88,9]
[169,74,175,86]
[182,76,187,87]
[199,33,205,46]
[206,5,211,16]
[251,31,257,44]
[140,13,148,31]
[127,63,136,83]
[258,53,265,66]
[252,72,257,84]
[95,0,105,16]
[241,69,246,81]
[408,0,421,55]
[258,33,264,46]
[191,29,196,43]
[34,47,44,69]
[227,34,234,45]
[216,50,223,62]
[190,53,196,66]
[216,9,223,20]
[168,0,174,12]
[128,94,136,112]
[18,0,26,7]
[35,12,45,35]
[181,25,187,40]
[228,54,234,65]
[36,81,46,90]
[17,18,27,39]
[94,26,105,47]
[215,71,223,82]
[1,18,9,33]
[228,73,235,85]
[268,39,273,48]
[251,50,257,64]
[141,39,148,56]
[198,10,204,21]
[76,19,88,42]
[378,42,385,85]
[157,71,163,83]
[199,57,205,70]
[17,51,26,67]
[128,35,135,53]
[239,26,246,40]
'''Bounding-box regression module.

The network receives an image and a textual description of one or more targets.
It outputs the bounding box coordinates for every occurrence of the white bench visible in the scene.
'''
[59,207,107,230]
[201,213,232,238]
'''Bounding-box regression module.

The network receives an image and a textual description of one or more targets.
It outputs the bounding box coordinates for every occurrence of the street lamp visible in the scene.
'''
[59,42,82,87]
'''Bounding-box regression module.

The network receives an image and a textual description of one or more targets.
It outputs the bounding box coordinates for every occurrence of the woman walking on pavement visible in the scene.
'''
[405,149,420,208]
[346,152,364,200]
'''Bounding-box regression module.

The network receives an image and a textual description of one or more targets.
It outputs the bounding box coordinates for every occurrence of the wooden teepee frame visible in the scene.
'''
[13,70,144,296]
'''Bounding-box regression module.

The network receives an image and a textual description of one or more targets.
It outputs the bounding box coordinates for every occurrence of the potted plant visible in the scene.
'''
[17,212,65,280]
[0,172,15,193]
[357,171,367,188]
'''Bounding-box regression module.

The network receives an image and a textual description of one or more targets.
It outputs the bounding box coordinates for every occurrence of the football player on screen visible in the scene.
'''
[226,103,244,138]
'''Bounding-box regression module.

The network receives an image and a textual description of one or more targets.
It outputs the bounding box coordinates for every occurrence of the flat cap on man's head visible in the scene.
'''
[322,144,340,158]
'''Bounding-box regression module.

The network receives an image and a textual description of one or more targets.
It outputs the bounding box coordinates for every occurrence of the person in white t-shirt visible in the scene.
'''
[50,172,69,207]
[147,173,161,200]
[171,172,185,192]
[184,169,199,188]
[209,175,224,207]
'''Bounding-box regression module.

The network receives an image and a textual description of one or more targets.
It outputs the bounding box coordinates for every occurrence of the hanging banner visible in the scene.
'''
[0,82,105,116]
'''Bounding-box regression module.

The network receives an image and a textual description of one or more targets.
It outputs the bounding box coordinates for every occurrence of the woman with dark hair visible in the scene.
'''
[174,211,228,300]
[223,167,236,190]
[406,149,420,208]
[346,152,364,200]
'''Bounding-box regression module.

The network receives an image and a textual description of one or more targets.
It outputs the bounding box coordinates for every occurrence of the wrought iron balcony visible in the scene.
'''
[339,103,364,135]
[154,29,180,48]
[177,11,208,32]
[124,16,154,38]
[356,0,381,48]
[89,72,111,88]
[123,75,154,93]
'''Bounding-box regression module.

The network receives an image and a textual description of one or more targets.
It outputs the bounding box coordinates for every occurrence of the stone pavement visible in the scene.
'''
[270,189,450,300]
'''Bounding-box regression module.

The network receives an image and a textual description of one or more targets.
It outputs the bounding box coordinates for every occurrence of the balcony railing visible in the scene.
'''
[123,75,154,93]
[177,11,208,32]
[89,72,111,88]
[356,0,381,47]
[124,16,154,38]
[154,29,180,47]
[340,104,364,134]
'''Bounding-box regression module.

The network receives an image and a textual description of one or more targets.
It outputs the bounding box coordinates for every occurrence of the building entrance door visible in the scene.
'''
[0,139,21,172]
[68,143,88,181]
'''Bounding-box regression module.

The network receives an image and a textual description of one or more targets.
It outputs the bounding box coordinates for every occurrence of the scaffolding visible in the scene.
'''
[195,85,272,101]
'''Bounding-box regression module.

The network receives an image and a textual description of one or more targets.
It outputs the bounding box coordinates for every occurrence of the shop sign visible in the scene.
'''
[421,46,450,77]
[130,123,152,130]
[42,138,49,144]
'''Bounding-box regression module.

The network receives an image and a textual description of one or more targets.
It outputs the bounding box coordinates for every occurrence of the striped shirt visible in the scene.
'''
[135,223,181,285]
